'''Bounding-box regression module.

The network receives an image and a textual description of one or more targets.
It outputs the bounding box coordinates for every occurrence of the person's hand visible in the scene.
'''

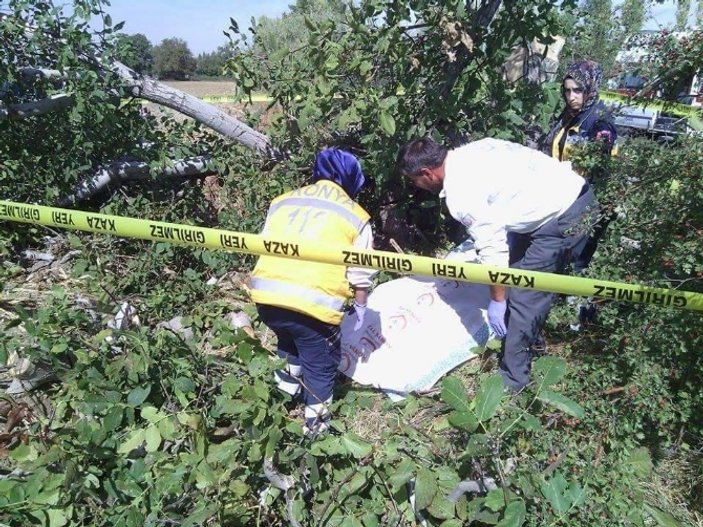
[487,300,507,339]
[353,301,366,331]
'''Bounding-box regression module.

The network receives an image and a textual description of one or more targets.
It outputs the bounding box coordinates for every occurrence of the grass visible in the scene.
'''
[644,449,703,527]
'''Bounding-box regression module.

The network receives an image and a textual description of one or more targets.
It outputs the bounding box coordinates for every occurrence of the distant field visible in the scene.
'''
[162,80,238,98]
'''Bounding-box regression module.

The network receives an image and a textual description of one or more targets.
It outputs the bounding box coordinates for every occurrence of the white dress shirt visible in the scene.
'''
[441,138,585,267]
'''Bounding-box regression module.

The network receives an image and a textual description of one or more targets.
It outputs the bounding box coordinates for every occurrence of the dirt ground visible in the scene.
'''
[162,80,237,98]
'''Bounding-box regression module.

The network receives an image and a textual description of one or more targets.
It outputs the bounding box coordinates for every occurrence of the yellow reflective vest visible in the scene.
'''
[250,180,371,325]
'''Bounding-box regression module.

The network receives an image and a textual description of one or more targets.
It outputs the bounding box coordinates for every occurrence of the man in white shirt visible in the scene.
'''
[395,137,598,391]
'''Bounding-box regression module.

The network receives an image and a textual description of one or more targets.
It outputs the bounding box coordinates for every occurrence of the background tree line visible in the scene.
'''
[117,33,234,79]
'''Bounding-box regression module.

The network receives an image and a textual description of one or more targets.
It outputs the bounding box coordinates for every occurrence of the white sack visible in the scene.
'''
[339,243,494,398]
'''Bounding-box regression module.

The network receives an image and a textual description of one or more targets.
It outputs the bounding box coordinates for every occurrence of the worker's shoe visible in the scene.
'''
[568,298,597,332]
[303,399,332,437]
[579,302,597,325]
[532,333,548,357]
[274,363,302,397]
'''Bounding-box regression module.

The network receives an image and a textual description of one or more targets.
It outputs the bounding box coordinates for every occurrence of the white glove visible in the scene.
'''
[353,301,366,331]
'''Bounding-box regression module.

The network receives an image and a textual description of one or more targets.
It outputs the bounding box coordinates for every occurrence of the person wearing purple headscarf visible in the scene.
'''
[539,60,618,330]
[250,148,377,435]
[312,148,367,199]
[539,59,618,162]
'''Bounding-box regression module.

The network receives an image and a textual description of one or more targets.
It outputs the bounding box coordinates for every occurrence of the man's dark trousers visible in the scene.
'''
[499,186,598,390]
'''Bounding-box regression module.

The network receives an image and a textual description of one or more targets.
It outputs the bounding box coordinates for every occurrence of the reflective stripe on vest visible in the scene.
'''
[267,197,366,234]
[250,277,345,312]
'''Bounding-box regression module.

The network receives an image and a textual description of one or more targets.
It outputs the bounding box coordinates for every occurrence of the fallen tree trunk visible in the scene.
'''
[58,156,215,206]
[110,62,275,157]
[0,94,74,121]
[7,61,275,156]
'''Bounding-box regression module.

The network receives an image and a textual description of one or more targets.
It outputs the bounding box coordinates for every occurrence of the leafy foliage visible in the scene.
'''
[225,0,573,218]
[637,28,703,103]
[115,32,153,75]
[152,37,196,80]
[195,44,236,78]
[2,1,703,526]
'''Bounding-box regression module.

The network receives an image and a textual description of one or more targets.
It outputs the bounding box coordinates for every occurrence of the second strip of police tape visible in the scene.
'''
[1,200,701,312]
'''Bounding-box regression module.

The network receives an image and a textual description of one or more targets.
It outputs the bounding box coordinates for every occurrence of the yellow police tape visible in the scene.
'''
[201,94,271,103]
[601,90,703,120]
[1,200,702,312]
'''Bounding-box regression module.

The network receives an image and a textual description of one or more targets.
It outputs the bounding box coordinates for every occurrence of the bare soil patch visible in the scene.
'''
[162,80,237,98]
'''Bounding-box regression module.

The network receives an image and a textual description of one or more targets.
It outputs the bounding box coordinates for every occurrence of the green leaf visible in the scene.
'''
[254,379,269,401]
[428,494,455,519]
[10,443,38,462]
[303,15,316,31]
[496,500,526,527]
[474,374,504,421]
[103,406,123,431]
[359,61,373,75]
[341,516,364,527]
[540,472,570,515]
[324,55,339,71]
[182,504,218,527]
[127,385,151,407]
[361,512,380,527]
[644,504,685,527]
[448,411,478,432]
[379,110,396,136]
[521,414,542,431]
[140,406,163,423]
[117,429,145,454]
[439,521,463,527]
[466,434,491,456]
[485,489,505,512]
[688,114,703,132]
[47,509,68,527]
[195,462,218,489]
[627,447,653,477]
[341,470,368,497]
[442,376,471,413]
[532,356,567,387]
[265,426,283,458]
[230,479,250,497]
[536,390,584,418]
[389,459,415,490]
[341,433,372,458]
[414,468,438,511]
[144,425,161,453]
[566,480,585,508]
[158,416,177,440]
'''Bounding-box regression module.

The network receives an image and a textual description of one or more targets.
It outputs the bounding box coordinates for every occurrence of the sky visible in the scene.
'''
[96,0,686,56]
[100,0,292,55]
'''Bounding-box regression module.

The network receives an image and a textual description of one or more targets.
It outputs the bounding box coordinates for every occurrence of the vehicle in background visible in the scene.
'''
[605,31,702,141]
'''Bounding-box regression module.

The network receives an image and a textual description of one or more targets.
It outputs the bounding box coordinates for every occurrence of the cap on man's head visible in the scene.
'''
[312,148,366,198]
